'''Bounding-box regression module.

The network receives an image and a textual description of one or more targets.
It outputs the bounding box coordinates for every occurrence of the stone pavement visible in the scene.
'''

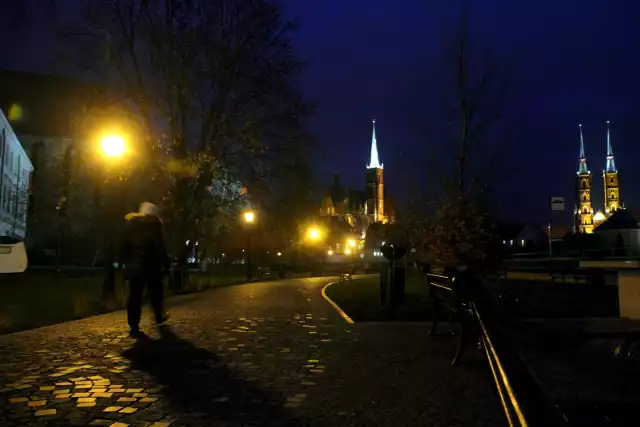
[0,277,504,427]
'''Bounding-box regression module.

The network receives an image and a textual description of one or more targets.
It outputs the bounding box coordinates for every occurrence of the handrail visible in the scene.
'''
[471,295,570,427]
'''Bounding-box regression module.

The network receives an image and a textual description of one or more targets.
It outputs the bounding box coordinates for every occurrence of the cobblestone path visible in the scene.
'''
[0,277,503,426]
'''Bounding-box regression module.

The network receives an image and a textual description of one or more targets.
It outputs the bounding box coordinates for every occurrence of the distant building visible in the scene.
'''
[594,209,640,256]
[318,120,396,252]
[574,122,622,234]
[0,69,101,260]
[0,108,33,238]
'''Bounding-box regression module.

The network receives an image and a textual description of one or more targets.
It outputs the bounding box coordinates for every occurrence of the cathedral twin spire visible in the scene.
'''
[576,122,617,175]
[605,121,617,173]
[577,124,589,175]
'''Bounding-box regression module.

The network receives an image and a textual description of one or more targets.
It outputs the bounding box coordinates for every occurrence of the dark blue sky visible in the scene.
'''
[3,0,640,225]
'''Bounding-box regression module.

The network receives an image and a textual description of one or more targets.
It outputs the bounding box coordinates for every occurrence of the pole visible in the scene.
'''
[246,230,252,281]
[548,219,552,258]
[102,169,116,305]
[12,155,21,235]
[0,129,6,219]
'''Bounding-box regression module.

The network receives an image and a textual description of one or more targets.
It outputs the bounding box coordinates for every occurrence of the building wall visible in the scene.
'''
[0,110,33,239]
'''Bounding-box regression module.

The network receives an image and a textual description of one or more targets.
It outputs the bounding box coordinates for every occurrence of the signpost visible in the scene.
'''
[548,197,565,257]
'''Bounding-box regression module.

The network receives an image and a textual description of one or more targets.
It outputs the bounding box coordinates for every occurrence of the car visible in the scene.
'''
[0,236,28,274]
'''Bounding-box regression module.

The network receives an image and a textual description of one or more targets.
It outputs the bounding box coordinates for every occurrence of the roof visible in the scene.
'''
[596,209,640,231]
[0,69,101,138]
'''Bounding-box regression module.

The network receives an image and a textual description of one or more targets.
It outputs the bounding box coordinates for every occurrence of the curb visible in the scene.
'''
[321,281,355,324]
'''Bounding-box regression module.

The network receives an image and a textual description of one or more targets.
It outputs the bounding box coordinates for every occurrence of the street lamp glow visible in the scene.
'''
[327,249,333,256]
[347,239,356,248]
[243,210,255,224]
[277,252,282,257]
[345,248,352,255]
[101,135,125,158]
[307,227,320,240]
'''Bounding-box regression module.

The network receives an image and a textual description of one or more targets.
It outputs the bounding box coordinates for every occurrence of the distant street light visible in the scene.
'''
[327,249,333,256]
[242,210,256,281]
[347,239,356,248]
[308,227,320,240]
[243,210,256,224]
[101,135,126,158]
[345,248,352,255]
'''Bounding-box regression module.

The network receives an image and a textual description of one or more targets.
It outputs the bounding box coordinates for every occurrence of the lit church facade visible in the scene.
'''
[574,121,622,234]
[319,119,395,243]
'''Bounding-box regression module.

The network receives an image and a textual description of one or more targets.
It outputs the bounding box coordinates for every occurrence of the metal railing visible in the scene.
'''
[470,293,570,427]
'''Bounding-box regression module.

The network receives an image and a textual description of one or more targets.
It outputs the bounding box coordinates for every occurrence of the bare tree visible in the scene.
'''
[58,0,311,290]
[410,6,517,269]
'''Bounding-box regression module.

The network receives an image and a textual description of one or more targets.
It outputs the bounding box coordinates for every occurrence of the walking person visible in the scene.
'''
[119,202,170,337]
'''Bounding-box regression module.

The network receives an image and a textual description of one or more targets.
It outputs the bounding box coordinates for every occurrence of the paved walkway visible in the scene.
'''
[0,277,503,426]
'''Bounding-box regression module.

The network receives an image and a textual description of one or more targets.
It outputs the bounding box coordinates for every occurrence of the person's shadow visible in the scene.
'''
[122,327,299,426]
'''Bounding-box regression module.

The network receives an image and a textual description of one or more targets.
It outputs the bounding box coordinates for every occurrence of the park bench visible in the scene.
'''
[257,266,272,279]
[549,269,592,285]
[425,272,476,366]
[482,268,507,282]
[425,269,578,425]
[339,265,355,282]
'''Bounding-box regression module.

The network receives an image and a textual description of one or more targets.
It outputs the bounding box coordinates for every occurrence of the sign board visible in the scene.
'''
[550,197,565,211]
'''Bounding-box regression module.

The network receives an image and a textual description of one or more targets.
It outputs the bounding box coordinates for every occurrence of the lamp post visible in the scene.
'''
[243,210,256,281]
[99,134,127,306]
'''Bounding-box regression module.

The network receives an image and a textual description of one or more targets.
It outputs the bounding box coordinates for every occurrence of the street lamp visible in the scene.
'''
[242,209,256,281]
[98,133,127,306]
[243,210,255,224]
[307,227,320,240]
[101,135,126,158]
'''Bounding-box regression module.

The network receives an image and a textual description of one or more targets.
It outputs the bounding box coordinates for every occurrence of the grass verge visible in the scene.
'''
[324,274,433,322]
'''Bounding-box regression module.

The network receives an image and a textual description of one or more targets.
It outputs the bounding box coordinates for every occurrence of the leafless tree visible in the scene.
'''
[409,5,518,269]
[58,0,312,290]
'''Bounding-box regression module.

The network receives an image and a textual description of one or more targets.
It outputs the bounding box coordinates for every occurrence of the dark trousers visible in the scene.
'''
[127,276,165,328]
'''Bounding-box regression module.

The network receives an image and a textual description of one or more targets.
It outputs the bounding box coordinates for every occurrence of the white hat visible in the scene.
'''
[139,202,159,217]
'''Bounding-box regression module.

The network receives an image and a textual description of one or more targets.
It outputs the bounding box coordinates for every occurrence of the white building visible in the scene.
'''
[0,109,33,239]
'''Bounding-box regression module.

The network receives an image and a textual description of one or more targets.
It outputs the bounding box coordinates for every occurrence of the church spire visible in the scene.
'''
[577,124,589,175]
[605,120,617,172]
[367,119,383,169]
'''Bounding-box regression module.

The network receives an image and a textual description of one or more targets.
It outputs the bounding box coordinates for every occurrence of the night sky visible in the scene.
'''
[3,1,640,226]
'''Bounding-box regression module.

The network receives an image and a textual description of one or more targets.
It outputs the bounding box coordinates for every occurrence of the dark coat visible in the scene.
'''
[119,212,169,279]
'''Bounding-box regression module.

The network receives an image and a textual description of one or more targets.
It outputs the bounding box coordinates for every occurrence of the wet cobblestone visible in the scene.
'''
[0,277,503,426]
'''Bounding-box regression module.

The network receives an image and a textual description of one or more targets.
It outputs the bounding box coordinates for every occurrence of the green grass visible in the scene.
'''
[325,273,434,322]
[0,270,248,335]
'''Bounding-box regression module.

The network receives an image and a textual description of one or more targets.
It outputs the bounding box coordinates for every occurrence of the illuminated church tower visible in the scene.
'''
[603,121,621,215]
[574,124,595,234]
[365,119,387,223]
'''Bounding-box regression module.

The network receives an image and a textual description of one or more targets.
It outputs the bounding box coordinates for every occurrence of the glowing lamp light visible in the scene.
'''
[347,239,356,248]
[101,135,125,158]
[308,227,320,240]
[345,248,352,255]
[243,210,256,223]
[327,250,333,256]
[277,252,282,257]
